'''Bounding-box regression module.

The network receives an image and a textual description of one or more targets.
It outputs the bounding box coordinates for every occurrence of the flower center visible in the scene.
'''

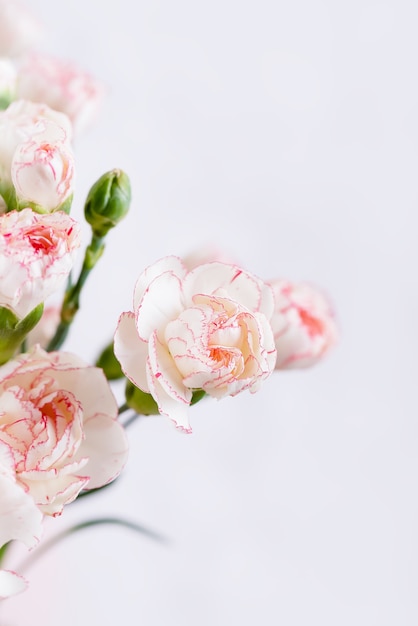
[299,308,324,337]
[24,224,56,253]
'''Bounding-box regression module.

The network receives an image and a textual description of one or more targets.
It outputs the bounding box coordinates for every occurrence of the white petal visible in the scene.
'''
[76,413,129,490]
[0,471,43,549]
[148,331,191,404]
[135,271,184,340]
[0,570,27,599]
[183,263,264,312]
[114,312,150,392]
[49,365,118,423]
[133,256,187,311]
[146,358,192,433]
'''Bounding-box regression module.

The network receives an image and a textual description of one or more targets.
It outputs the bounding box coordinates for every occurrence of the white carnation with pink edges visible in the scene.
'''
[0,209,81,318]
[269,279,338,369]
[114,256,277,433]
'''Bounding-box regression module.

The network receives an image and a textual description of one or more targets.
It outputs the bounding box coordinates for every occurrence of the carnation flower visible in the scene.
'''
[0,209,81,319]
[0,100,74,212]
[17,53,103,135]
[0,346,128,525]
[11,120,75,211]
[0,0,42,58]
[114,256,277,432]
[269,279,338,369]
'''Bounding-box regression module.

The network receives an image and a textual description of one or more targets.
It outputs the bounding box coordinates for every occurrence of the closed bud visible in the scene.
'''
[84,169,131,238]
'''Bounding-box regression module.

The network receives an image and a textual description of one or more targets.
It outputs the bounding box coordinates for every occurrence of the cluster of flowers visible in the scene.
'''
[0,0,338,603]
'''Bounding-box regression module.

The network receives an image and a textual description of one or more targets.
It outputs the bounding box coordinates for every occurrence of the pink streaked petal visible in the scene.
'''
[135,271,184,341]
[183,263,263,312]
[0,570,28,599]
[22,471,89,515]
[146,358,192,433]
[133,256,187,311]
[149,331,191,404]
[114,312,150,392]
[75,413,129,490]
[49,366,117,423]
[0,472,43,549]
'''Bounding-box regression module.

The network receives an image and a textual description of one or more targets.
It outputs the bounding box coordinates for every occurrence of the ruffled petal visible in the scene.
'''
[146,358,192,433]
[133,256,186,311]
[114,312,150,392]
[76,413,129,490]
[0,471,43,548]
[148,331,191,404]
[135,271,184,340]
[183,263,264,312]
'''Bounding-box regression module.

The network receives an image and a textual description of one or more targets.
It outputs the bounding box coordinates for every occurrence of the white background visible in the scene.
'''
[2,0,418,624]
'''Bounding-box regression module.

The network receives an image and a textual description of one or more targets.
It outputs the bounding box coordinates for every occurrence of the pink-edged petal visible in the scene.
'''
[48,368,118,425]
[135,271,184,340]
[0,570,28,599]
[146,358,192,433]
[253,312,277,371]
[133,256,187,310]
[114,312,150,392]
[183,263,264,312]
[27,474,89,516]
[148,331,192,404]
[75,413,129,490]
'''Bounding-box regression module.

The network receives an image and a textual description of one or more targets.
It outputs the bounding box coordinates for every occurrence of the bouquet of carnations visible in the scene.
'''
[0,0,338,602]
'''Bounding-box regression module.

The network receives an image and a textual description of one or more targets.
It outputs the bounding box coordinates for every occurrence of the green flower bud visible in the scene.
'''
[84,169,131,238]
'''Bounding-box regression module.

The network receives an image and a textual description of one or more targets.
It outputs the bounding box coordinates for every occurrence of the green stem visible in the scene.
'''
[118,403,129,415]
[47,235,105,351]
[17,517,167,574]
[0,542,10,567]
[122,412,142,429]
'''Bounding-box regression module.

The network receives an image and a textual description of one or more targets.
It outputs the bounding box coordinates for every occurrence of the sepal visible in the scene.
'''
[0,303,43,364]
[125,380,159,415]
[96,342,124,380]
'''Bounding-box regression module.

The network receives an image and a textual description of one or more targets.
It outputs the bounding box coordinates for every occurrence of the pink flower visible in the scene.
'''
[269,279,338,369]
[17,54,103,135]
[11,120,75,211]
[114,256,277,432]
[0,0,42,58]
[0,346,128,525]
[0,100,74,211]
[0,209,81,319]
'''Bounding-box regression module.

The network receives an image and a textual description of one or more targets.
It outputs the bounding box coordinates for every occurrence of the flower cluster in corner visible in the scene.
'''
[0,0,339,603]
